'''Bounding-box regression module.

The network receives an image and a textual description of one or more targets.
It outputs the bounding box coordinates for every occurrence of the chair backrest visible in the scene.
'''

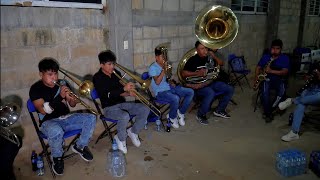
[311,49,320,62]
[27,99,44,136]
[90,88,103,115]
[228,54,246,72]
[141,72,150,80]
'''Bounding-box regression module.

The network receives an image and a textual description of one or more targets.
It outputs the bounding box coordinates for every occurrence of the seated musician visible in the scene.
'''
[93,50,149,154]
[29,58,96,176]
[279,63,320,142]
[181,41,234,125]
[254,39,289,123]
[149,47,194,128]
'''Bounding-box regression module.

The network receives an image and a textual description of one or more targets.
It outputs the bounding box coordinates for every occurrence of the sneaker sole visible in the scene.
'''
[114,135,128,154]
[213,112,230,119]
[281,136,299,142]
[71,145,93,162]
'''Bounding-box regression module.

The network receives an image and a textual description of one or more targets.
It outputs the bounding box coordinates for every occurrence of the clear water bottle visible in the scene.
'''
[155,119,161,131]
[31,150,38,172]
[107,141,126,177]
[144,120,148,130]
[36,156,44,176]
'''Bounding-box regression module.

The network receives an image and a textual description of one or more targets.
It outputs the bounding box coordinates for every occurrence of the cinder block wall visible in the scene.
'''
[131,0,269,77]
[1,6,108,153]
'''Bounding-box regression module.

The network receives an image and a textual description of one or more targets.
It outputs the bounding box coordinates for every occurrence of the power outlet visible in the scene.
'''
[124,41,128,50]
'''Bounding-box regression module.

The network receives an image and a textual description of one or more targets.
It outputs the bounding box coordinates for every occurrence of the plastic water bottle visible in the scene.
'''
[31,150,38,172]
[144,120,148,130]
[107,141,126,177]
[36,156,44,176]
[156,119,161,131]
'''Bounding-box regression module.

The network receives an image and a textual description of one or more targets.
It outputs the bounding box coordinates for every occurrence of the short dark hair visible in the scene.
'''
[98,50,116,64]
[38,57,59,73]
[195,41,202,48]
[155,47,162,56]
[271,39,283,48]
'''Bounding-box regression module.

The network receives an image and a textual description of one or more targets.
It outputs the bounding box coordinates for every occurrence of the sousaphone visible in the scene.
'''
[177,5,239,85]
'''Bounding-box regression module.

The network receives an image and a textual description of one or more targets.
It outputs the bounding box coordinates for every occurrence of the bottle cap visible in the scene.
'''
[112,140,118,150]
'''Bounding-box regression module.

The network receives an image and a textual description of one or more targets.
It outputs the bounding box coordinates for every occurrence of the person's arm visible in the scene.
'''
[93,73,126,101]
[30,85,67,115]
[266,55,289,76]
[208,50,224,66]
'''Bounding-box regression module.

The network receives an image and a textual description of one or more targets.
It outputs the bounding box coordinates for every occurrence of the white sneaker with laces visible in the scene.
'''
[127,127,141,147]
[281,130,299,142]
[278,98,293,110]
[177,110,185,126]
[114,135,127,154]
[167,114,179,129]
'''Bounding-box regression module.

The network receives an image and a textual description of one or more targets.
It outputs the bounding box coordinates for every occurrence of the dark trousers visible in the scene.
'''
[0,135,22,180]
[260,78,286,116]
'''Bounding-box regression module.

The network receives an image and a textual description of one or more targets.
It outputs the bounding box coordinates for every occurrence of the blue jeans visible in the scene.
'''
[40,113,96,158]
[103,103,149,141]
[291,88,320,133]
[261,78,286,115]
[156,85,194,119]
[196,81,234,116]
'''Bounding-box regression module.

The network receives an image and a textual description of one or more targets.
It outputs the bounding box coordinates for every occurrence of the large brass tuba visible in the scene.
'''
[177,5,238,85]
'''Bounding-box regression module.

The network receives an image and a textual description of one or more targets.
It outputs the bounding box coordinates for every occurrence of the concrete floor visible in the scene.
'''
[13,85,320,180]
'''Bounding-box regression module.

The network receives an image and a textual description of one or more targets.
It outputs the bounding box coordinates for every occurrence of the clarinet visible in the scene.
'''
[297,70,317,95]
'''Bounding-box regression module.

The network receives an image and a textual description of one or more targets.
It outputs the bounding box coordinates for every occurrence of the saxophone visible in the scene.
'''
[253,58,275,90]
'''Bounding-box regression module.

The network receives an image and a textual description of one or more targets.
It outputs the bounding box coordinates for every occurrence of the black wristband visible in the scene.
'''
[49,95,63,110]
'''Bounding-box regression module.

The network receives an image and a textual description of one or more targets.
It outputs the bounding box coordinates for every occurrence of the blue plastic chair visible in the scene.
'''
[228,54,251,91]
[27,99,81,178]
[90,89,135,143]
[141,72,172,132]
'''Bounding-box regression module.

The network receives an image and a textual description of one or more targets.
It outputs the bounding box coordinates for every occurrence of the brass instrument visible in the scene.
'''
[177,5,238,85]
[113,63,162,117]
[0,103,21,147]
[56,68,100,115]
[253,58,275,90]
[297,69,319,95]
[156,42,173,80]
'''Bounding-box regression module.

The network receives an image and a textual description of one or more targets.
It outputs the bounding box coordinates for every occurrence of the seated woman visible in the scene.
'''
[279,62,320,142]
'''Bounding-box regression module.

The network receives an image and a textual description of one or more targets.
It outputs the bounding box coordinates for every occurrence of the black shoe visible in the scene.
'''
[52,157,64,175]
[196,115,209,125]
[213,111,231,119]
[72,144,93,162]
[265,114,274,123]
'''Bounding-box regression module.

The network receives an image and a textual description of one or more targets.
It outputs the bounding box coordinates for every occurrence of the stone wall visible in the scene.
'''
[302,0,320,48]
[278,0,301,52]
[1,5,108,152]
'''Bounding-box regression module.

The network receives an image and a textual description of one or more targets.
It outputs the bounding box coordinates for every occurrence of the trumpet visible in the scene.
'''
[112,69,161,117]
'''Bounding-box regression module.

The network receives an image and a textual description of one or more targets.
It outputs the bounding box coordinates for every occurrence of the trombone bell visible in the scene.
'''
[79,80,94,97]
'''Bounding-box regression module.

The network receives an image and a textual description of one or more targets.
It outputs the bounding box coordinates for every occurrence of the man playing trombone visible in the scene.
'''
[93,50,149,154]
[29,58,96,176]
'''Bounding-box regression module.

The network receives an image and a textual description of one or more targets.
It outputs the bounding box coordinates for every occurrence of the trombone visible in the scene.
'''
[112,64,161,117]
[56,68,100,116]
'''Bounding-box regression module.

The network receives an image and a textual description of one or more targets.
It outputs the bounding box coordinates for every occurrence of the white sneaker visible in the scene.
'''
[281,130,299,142]
[177,110,185,126]
[114,135,127,154]
[167,114,179,129]
[127,127,141,147]
[278,98,293,110]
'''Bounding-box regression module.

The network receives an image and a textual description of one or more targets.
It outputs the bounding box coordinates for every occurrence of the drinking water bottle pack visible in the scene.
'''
[275,149,307,177]
[309,150,320,177]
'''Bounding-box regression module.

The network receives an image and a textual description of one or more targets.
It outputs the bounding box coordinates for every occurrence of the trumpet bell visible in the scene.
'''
[79,80,94,97]
[0,103,21,127]
[195,5,238,49]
